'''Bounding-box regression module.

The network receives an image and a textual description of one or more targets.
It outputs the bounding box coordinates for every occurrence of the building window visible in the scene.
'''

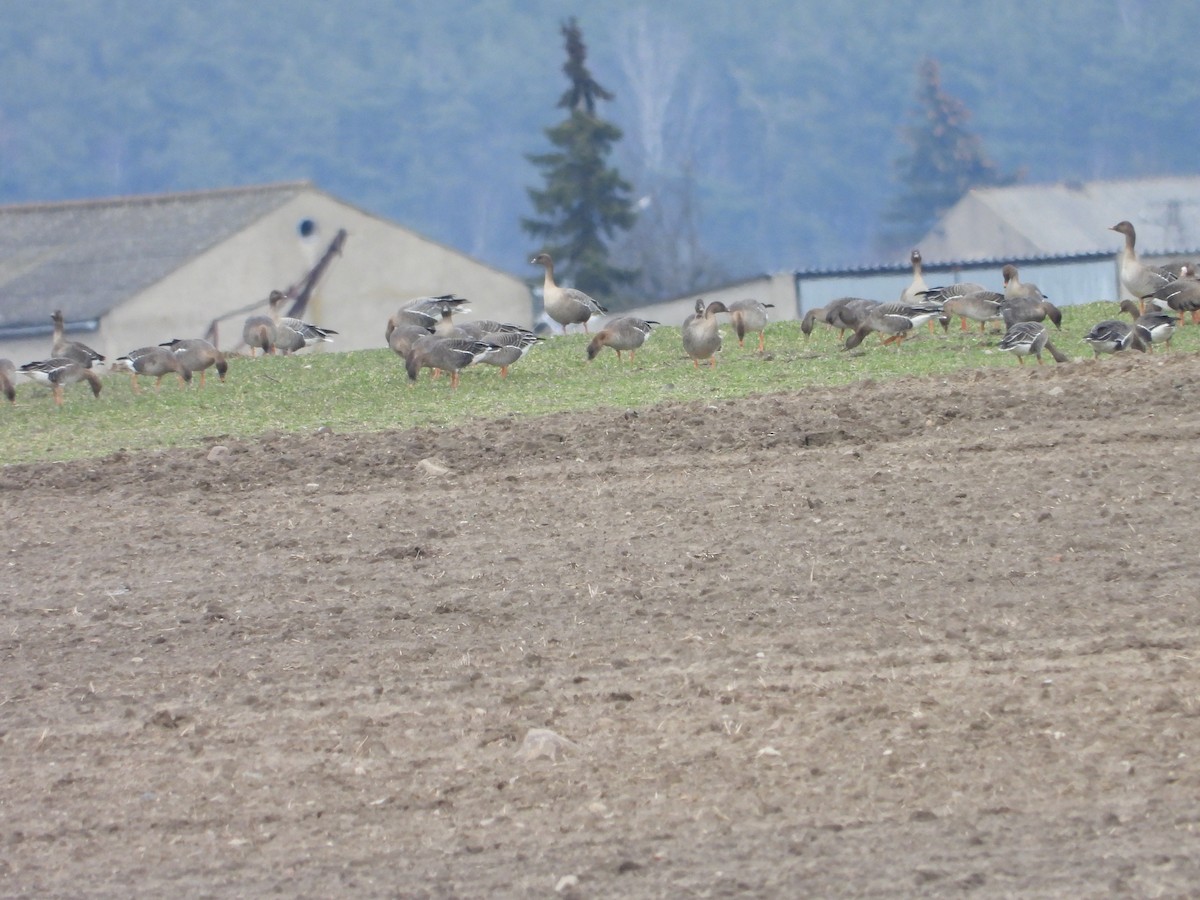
[297,218,318,239]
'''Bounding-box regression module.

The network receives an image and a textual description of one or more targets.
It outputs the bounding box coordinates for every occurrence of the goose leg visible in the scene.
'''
[757,332,766,352]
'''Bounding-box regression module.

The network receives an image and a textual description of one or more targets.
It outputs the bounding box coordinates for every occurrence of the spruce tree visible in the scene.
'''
[879,57,1018,253]
[523,18,637,300]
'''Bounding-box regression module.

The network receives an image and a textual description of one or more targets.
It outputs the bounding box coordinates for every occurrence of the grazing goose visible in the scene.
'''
[112,346,192,393]
[1110,220,1176,304]
[1001,265,1062,329]
[1083,319,1148,356]
[20,358,103,405]
[475,328,540,377]
[801,298,880,338]
[387,323,434,360]
[404,334,498,388]
[1140,263,1200,324]
[0,358,16,404]
[388,295,471,335]
[1118,299,1177,351]
[158,338,228,387]
[997,322,1069,365]
[940,290,1003,333]
[50,310,105,368]
[530,252,607,334]
[843,301,942,350]
[586,316,658,363]
[681,300,728,368]
[267,290,338,354]
[919,282,988,306]
[243,291,283,356]
[727,299,775,351]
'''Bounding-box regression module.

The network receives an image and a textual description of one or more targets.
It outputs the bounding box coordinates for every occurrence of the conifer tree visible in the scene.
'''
[522,18,637,299]
[879,57,1018,253]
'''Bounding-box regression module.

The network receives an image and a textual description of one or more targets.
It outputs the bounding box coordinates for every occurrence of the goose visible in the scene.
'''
[1082,319,1148,356]
[404,334,499,388]
[0,358,15,404]
[939,290,1003,333]
[997,322,1069,365]
[727,299,775,351]
[112,346,192,393]
[158,338,228,387]
[919,282,988,306]
[681,300,728,368]
[586,316,658,363]
[243,291,283,356]
[387,323,434,360]
[475,328,540,377]
[1140,263,1200,325]
[1001,265,1062,329]
[530,252,607,334]
[50,310,105,368]
[1118,299,1177,351]
[1110,220,1176,304]
[843,301,942,350]
[388,295,471,336]
[267,290,338,354]
[801,298,880,338]
[19,357,103,405]
[900,250,929,303]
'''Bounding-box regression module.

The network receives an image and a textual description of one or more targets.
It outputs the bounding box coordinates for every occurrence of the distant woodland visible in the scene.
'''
[2,1,1195,298]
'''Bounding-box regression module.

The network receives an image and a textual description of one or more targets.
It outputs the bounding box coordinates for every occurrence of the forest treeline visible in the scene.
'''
[1,1,1194,301]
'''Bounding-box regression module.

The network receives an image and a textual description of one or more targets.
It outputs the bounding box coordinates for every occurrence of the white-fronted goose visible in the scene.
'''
[1118,299,1177,351]
[158,338,227,386]
[681,300,728,368]
[1083,319,1148,356]
[0,358,16,404]
[530,252,607,334]
[586,316,658,363]
[997,322,1069,365]
[50,310,105,368]
[20,357,102,405]
[727,299,775,351]
[404,334,498,388]
[112,346,192,393]
[1110,221,1176,303]
[1001,265,1062,329]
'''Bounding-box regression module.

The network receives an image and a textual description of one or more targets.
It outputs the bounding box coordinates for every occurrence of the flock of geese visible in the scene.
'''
[3,221,1198,406]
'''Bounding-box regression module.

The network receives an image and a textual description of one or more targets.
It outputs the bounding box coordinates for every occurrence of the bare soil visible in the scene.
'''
[3,352,1200,898]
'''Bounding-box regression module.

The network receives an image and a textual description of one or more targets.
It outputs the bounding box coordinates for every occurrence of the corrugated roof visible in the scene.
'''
[0,181,312,330]
[920,174,1200,261]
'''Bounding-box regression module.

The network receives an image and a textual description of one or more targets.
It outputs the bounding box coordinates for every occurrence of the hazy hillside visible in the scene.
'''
[1,1,1194,290]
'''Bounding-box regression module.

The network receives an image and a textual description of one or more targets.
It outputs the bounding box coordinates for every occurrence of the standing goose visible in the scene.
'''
[1140,263,1200,324]
[586,316,658,363]
[681,299,728,368]
[269,290,338,354]
[1118,300,1177,351]
[1110,220,1176,304]
[900,250,929,303]
[50,310,105,368]
[727,299,775,351]
[475,328,541,377]
[0,358,16,404]
[1082,319,1148,356]
[243,291,283,356]
[843,301,942,350]
[997,322,1069,365]
[19,358,103,405]
[158,338,228,386]
[388,295,471,335]
[404,334,499,388]
[112,346,192,393]
[1001,265,1062,329]
[387,323,434,360]
[530,252,607,334]
[939,290,1003,333]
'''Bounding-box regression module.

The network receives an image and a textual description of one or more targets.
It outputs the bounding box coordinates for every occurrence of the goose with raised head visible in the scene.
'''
[20,358,103,405]
[586,316,658,363]
[1001,265,1062,329]
[530,252,607,334]
[50,310,105,368]
[727,298,775,351]
[1118,299,1177,351]
[158,338,228,387]
[682,300,728,368]
[997,322,1069,365]
[0,358,15,404]
[112,346,192,393]
[1110,220,1176,304]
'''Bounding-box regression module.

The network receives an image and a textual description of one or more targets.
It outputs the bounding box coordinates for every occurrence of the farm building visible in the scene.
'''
[0,182,534,365]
